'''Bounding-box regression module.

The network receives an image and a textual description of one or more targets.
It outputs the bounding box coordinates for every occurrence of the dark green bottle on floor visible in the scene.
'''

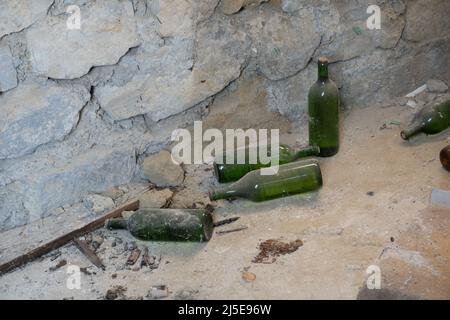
[308,57,340,157]
[105,209,214,242]
[209,160,323,202]
[401,99,450,140]
[214,144,320,183]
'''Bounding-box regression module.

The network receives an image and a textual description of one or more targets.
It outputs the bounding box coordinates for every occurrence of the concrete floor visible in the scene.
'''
[1,101,450,300]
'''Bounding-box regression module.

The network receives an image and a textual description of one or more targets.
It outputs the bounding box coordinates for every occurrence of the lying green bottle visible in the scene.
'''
[213,144,320,183]
[105,209,214,242]
[209,160,323,202]
[401,100,450,140]
[308,57,340,157]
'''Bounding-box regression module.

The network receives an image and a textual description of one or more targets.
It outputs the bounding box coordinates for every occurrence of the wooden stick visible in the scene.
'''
[216,226,248,235]
[0,199,140,276]
[214,216,240,227]
[74,238,105,270]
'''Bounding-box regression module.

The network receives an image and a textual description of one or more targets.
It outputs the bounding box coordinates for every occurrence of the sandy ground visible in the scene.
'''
[1,98,450,300]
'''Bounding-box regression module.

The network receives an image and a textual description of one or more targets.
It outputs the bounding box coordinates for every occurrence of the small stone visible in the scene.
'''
[121,211,135,219]
[84,194,115,214]
[127,248,141,265]
[223,0,268,15]
[143,150,184,187]
[105,286,127,300]
[102,187,125,201]
[111,273,117,279]
[366,191,375,196]
[139,189,174,209]
[146,285,169,300]
[92,235,104,249]
[426,79,448,93]
[242,271,256,282]
[406,100,417,108]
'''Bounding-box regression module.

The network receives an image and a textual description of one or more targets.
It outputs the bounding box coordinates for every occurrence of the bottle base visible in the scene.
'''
[318,146,339,157]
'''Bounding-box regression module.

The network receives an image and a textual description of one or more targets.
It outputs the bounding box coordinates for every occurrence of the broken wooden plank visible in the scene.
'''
[74,238,105,270]
[126,248,141,266]
[0,197,143,276]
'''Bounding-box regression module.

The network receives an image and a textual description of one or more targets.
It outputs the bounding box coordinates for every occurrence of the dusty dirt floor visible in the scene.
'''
[1,94,450,300]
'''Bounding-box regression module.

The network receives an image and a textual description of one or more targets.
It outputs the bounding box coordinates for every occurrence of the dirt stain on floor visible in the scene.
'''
[252,239,303,264]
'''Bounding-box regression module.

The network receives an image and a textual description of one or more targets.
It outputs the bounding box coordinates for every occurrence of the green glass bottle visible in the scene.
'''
[105,209,214,242]
[401,100,450,140]
[308,57,340,157]
[209,160,322,202]
[213,144,320,183]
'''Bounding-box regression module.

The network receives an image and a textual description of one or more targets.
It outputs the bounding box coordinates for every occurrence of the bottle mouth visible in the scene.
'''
[401,124,422,140]
[400,131,408,140]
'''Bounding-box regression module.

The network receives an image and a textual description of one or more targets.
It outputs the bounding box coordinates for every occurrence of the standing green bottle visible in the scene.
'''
[401,100,450,140]
[209,160,322,202]
[308,57,340,157]
[105,209,214,242]
[213,144,320,183]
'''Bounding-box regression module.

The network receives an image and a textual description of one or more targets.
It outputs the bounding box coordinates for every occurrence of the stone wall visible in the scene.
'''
[1,0,449,230]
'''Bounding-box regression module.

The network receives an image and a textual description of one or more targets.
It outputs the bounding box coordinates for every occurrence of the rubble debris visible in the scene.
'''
[139,189,174,209]
[126,248,141,266]
[143,150,185,187]
[91,235,104,250]
[406,100,417,108]
[426,79,448,93]
[0,198,141,276]
[49,259,67,272]
[173,289,199,300]
[214,216,240,227]
[141,247,159,270]
[102,187,125,201]
[405,84,427,98]
[80,267,93,275]
[216,226,248,235]
[242,271,256,282]
[105,285,127,300]
[252,239,303,264]
[146,285,169,300]
[430,188,450,209]
[223,0,268,15]
[74,238,105,270]
[121,211,135,219]
[49,251,61,261]
[83,194,115,214]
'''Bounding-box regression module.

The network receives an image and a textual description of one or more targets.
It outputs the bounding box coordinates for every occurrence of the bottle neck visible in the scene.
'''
[209,187,241,201]
[318,62,329,81]
[401,123,424,140]
[294,145,321,159]
[105,218,128,230]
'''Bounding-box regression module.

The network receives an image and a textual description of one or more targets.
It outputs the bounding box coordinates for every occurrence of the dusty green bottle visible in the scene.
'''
[105,209,214,242]
[213,144,320,183]
[209,160,322,202]
[401,100,450,140]
[308,57,340,157]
